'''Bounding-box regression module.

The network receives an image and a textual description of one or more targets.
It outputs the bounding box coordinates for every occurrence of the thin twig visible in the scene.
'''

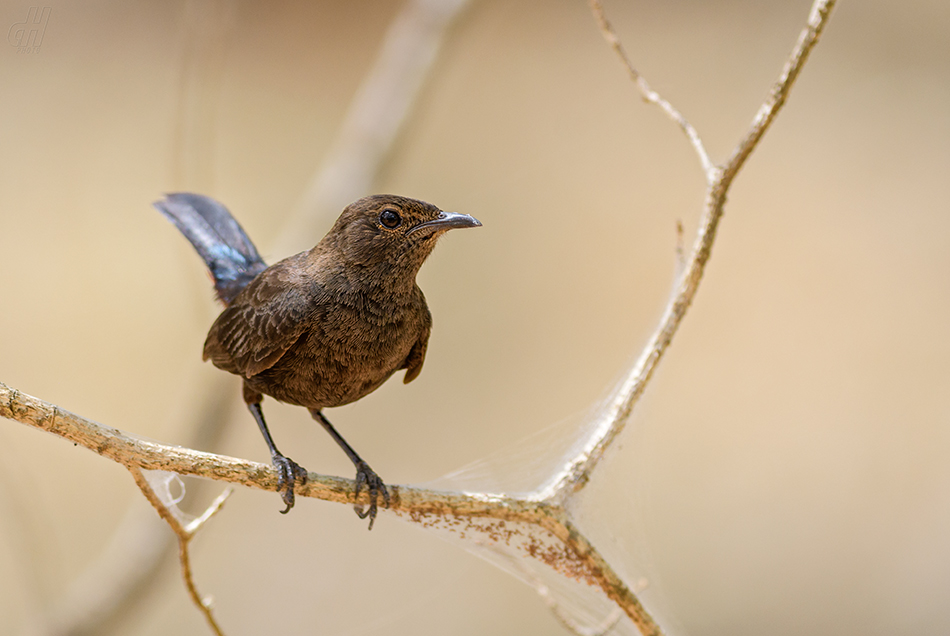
[543,0,837,503]
[129,466,232,636]
[588,0,714,180]
[723,0,836,186]
[19,375,236,636]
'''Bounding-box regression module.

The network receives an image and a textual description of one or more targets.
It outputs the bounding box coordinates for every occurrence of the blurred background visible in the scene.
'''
[1,0,948,634]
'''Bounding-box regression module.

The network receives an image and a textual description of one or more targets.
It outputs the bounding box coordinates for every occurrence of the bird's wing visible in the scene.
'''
[203,260,314,378]
[401,317,431,384]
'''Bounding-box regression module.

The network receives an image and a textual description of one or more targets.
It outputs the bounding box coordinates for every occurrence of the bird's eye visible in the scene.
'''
[379,209,402,229]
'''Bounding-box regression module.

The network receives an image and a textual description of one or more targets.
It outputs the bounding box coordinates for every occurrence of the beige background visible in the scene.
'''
[1,0,948,634]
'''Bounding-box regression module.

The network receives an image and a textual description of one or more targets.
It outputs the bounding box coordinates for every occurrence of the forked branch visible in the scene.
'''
[587,0,714,178]
[129,467,232,636]
[541,0,837,504]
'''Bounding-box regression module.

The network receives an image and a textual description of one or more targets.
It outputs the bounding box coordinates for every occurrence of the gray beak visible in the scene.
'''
[408,211,482,235]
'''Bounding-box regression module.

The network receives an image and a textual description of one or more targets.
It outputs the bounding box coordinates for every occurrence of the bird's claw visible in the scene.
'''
[353,460,389,530]
[272,453,308,514]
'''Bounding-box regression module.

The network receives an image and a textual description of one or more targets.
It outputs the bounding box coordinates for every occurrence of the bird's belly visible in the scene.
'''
[246,318,416,409]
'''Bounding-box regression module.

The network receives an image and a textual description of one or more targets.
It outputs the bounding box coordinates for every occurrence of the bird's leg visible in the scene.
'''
[244,384,307,513]
[309,409,390,530]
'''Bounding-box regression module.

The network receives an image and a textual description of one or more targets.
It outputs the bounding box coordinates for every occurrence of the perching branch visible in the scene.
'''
[2,1,836,634]
[0,380,661,635]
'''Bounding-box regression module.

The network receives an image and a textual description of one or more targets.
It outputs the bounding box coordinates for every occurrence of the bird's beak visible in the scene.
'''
[408,211,482,235]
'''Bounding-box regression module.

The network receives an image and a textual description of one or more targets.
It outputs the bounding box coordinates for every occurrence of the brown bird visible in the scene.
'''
[154,193,481,528]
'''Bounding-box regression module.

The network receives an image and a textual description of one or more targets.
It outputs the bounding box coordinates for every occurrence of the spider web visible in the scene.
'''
[416,370,677,635]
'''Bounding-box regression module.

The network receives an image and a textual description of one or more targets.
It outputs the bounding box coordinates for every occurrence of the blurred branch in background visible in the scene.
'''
[0,446,46,625]
[11,1,473,635]
[0,0,836,634]
[273,0,473,256]
[171,0,235,192]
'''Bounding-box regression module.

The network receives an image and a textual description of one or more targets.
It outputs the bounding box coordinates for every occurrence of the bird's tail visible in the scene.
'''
[153,193,267,306]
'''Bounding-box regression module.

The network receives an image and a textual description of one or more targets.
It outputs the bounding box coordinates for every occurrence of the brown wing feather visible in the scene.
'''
[401,318,431,384]
[203,259,314,378]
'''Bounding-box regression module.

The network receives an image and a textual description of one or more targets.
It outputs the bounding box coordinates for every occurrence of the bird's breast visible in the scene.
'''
[248,291,427,409]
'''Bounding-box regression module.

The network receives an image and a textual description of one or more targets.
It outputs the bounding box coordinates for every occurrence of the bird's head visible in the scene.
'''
[325,194,481,280]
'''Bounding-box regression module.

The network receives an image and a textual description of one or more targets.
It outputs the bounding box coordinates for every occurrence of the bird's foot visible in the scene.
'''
[272,453,308,514]
[353,460,390,530]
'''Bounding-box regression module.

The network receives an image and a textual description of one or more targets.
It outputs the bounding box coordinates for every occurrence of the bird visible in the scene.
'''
[153,193,481,528]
